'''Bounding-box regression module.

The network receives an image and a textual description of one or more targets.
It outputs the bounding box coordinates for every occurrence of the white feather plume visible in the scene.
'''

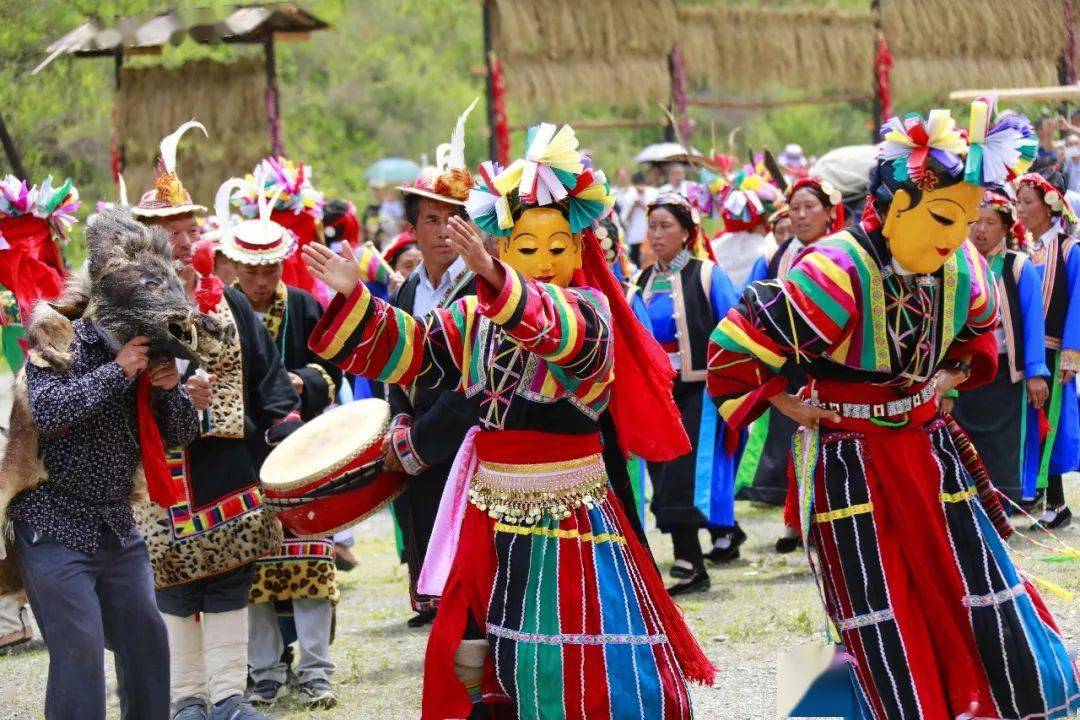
[160,120,208,174]
[117,174,128,207]
[435,97,479,172]
[213,177,248,227]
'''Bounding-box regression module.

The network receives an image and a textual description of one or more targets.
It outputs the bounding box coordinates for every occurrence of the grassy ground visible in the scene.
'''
[1,483,1079,719]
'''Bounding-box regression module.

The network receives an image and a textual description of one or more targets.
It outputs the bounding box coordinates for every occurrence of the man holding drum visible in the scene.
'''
[219,191,344,709]
[386,100,478,628]
[133,138,303,720]
[304,123,714,719]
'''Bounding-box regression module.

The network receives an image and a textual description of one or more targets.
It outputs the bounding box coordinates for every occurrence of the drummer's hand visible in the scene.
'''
[939,397,955,416]
[303,241,361,295]
[1027,377,1050,409]
[1062,369,1076,385]
[383,436,404,473]
[448,216,502,289]
[288,372,304,396]
[185,373,216,411]
[769,392,840,430]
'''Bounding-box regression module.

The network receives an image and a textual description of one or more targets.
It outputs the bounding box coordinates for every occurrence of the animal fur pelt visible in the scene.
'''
[0,209,229,593]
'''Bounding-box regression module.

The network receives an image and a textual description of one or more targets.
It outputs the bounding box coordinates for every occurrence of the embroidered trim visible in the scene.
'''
[834,232,889,371]
[493,522,626,544]
[486,623,668,647]
[961,583,1026,608]
[392,426,428,476]
[168,487,264,539]
[469,454,607,525]
[305,362,337,406]
[1060,349,1080,373]
[939,254,959,365]
[813,502,874,524]
[259,538,335,562]
[836,607,895,632]
[940,486,978,504]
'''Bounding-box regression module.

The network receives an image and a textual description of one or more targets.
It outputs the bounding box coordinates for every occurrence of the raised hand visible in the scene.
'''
[303,241,362,295]
[447,215,502,289]
[148,362,181,390]
[185,372,217,411]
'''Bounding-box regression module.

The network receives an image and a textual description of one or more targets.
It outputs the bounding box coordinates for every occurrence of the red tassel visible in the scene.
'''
[580,229,691,462]
[136,373,186,508]
[609,493,716,685]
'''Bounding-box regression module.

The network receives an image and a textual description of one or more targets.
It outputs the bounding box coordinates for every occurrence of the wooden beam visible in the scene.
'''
[507,118,668,132]
[687,93,872,110]
[949,86,1080,103]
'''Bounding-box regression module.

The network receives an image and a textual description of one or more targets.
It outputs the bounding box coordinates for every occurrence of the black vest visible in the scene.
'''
[1042,232,1074,347]
[635,257,718,381]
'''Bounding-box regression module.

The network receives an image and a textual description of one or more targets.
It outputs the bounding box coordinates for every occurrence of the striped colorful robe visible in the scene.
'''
[707,224,1080,720]
[309,261,705,719]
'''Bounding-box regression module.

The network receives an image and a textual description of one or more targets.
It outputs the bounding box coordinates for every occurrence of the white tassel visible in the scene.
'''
[117,174,129,207]
[436,97,479,171]
[159,120,208,174]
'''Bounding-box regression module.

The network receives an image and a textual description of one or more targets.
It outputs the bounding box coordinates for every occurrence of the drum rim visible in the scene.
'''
[275,479,406,540]
[260,399,390,493]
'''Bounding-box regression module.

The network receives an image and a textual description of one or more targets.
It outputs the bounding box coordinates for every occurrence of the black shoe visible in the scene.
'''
[1033,506,1072,531]
[667,570,710,596]
[669,559,696,580]
[706,525,747,564]
[775,535,802,554]
[299,678,338,708]
[248,678,284,705]
[1020,489,1045,514]
[406,609,437,628]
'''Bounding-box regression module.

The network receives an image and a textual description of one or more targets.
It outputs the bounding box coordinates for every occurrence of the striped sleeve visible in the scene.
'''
[308,281,472,392]
[476,260,613,383]
[945,244,1002,389]
[706,244,858,430]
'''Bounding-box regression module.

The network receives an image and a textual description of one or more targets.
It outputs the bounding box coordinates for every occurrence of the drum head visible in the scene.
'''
[261,398,390,492]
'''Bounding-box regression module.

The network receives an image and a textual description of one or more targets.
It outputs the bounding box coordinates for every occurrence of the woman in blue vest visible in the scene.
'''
[1015,173,1080,529]
[951,191,1049,505]
[629,192,739,595]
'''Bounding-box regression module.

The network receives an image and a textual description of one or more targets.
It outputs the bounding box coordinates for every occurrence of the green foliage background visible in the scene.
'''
[0,0,1002,258]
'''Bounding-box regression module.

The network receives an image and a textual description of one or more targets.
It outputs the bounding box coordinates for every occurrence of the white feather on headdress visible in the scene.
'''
[117,174,128,207]
[159,120,208,175]
[435,97,479,172]
[214,177,248,228]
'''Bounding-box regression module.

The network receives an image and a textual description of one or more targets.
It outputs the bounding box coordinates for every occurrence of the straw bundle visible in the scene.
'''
[118,57,268,207]
[490,0,677,109]
[881,0,1065,98]
[677,5,875,94]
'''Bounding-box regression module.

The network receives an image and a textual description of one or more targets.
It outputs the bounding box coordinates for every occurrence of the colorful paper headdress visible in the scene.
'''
[878,101,1036,193]
[132,120,208,218]
[400,98,479,206]
[213,172,297,266]
[466,123,616,237]
[1017,173,1078,224]
[718,165,782,232]
[964,96,1037,188]
[0,174,81,237]
[233,156,323,220]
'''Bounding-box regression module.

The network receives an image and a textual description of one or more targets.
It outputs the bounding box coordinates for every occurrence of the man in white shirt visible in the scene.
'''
[618,172,656,265]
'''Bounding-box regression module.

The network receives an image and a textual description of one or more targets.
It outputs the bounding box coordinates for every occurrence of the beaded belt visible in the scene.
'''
[469,453,607,525]
[805,384,936,420]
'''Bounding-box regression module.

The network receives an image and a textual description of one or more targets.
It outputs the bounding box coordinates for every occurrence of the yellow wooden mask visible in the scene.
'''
[881,182,983,274]
[500,207,581,287]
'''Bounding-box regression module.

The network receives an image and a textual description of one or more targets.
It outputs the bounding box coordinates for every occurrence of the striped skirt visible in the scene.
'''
[800,388,1080,719]
[421,432,711,720]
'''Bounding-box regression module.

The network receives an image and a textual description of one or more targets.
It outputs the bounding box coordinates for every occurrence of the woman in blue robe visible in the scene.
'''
[1016,173,1080,529]
[628,192,740,595]
[952,191,1050,506]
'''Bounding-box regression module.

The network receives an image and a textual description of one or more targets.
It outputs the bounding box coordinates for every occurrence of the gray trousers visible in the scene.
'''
[248,598,335,684]
[13,520,169,720]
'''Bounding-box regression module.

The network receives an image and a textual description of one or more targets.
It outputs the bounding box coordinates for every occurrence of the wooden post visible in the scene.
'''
[264,35,285,157]
[483,0,498,162]
[112,48,125,183]
[870,0,883,144]
[0,114,27,181]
